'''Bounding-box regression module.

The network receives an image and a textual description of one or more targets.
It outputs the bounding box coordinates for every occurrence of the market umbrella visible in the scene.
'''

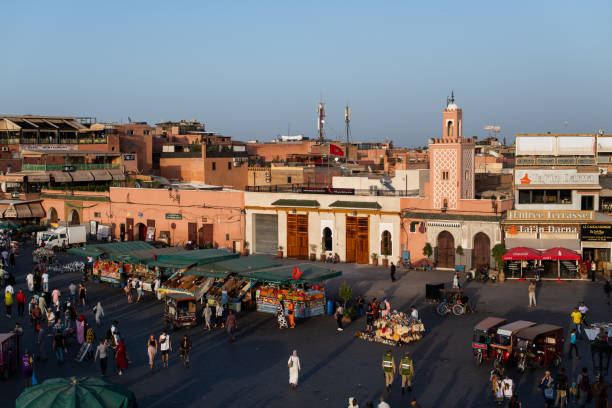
[501,247,543,280]
[541,247,581,282]
[16,377,136,408]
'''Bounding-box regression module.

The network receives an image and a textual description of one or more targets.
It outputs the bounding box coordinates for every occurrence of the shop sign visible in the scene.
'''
[165,213,182,220]
[507,210,594,221]
[506,224,578,235]
[581,224,612,242]
[123,154,135,161]
[300,186,355,195]
[515,169,599,185]
[18,144,78,152]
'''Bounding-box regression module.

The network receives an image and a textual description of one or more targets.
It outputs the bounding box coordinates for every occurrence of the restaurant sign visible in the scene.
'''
[507,210,594,222]
[581,224,612,242]
[165,213,182,220]
[300,187,355,195]
[505,224,578,235]
[515,169,599,186]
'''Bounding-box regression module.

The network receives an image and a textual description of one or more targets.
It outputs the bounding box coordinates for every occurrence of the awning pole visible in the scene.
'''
[556,259,563,283]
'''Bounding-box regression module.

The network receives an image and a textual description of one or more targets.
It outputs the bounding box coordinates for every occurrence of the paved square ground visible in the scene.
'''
[1,243,610,407]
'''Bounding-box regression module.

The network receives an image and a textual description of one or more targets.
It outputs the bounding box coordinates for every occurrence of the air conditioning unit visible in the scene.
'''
[1,147,9,152]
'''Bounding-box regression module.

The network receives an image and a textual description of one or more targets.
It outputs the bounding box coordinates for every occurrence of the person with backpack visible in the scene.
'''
[539,370,555,407]
[576,367,590,408]
[555,367,569,408]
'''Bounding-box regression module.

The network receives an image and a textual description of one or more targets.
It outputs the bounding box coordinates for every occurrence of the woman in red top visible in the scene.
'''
[115,340,129,375]
[372,298,379,320]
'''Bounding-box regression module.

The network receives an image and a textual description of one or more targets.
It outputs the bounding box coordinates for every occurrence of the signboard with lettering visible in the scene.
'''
[581,224,612,242]
[300,187,355,195]
[165,213,182,220]
[505,224,579,235]
[123,154,135,161]
[506,210,594,222]
[19,145,78,152]
[514,169,599,186]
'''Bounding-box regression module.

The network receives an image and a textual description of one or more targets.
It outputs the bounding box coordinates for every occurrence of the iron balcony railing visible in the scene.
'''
[22,163,121,171]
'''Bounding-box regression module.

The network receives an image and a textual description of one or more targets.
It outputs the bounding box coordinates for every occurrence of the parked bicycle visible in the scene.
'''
[436,288,466,316]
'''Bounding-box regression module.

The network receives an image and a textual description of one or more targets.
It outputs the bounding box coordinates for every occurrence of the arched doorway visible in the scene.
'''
[436,231,455,268]
[68,209,80,225]
[135,223,147,241]
[322,227,332,251]
[381,230,392,256]
[48,207,58,223]
[472,232,491,270]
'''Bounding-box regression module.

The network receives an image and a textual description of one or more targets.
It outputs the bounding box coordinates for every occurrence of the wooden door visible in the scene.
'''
[436,231,455,268]
[356,217,369,264]
[126,218,134,241]
[287,214,308,259]
[346,216,357,263]
[188,222,197,244]
[198,224,213,248]
[472,232,490,269]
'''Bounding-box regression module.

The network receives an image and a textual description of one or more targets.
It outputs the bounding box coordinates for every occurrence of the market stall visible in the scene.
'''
[240,264,341,319]
[33,247,53,263]
[355,311,425,346]
[584,323,612,341]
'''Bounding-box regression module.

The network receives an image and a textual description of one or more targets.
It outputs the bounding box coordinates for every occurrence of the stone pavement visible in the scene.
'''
[1,243,610,407]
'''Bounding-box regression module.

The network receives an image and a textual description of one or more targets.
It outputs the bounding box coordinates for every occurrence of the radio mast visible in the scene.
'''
[344,105,351,163]
[317,102,326,144]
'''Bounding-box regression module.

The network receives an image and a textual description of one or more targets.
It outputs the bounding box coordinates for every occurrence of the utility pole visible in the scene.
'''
[344,105,351,164]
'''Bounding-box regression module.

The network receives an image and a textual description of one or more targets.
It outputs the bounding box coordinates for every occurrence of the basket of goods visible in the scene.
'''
[355,310,425,346]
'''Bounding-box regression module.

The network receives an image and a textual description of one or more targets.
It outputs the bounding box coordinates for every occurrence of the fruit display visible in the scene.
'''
[94,260,128,282]
[255,285,326,318]
[355,311,425,346]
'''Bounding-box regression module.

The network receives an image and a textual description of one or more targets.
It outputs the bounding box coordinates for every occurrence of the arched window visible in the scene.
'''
[447,121,453,138]
[381,230,392,256]
[322,227,332,251]
[48,207,58,223]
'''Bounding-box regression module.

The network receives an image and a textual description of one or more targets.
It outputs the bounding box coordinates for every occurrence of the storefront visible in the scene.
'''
[581,224,612,263]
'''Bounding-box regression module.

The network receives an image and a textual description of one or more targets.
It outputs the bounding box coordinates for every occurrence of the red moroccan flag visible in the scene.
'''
[329,144,344,157]
[292,266,303,280]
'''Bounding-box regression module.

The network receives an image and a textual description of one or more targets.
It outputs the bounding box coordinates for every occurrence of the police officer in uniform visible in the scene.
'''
[381,350,396,391]
[400,351,414,393]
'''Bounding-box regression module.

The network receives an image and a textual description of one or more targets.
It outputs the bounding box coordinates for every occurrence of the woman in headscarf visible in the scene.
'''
[277,300,288,330]
[287,350,301,389]
[115,340,129,375]
[94,301,104,327]
[203,303,212,331]
[76,314,85,345]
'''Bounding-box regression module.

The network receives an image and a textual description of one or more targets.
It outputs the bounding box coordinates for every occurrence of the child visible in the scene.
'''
[569,382,578,404]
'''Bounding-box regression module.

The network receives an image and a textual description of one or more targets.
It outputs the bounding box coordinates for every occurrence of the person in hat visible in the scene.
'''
[381,350,396,391]
[400,351,414,393]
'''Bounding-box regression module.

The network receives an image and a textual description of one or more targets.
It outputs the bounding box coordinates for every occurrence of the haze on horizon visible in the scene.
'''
[2,1,611,147]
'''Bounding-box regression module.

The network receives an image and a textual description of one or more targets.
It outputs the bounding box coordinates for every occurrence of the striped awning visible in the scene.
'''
[90,170,112,181]
[69,171,94,182]
[25,173,49,183]
[28,202,45,218]
[49,171,72,182]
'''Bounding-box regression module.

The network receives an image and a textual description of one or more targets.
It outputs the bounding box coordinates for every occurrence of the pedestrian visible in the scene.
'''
[365,302,374,332]
[578,301,589,324]
[381,350,396,391]
[452,272,460,289]
[276,301,288,330]
[31,303,42,328]
[26,272,34,293]
[591,261,597,281]
[68,281,77,300]
[35,324,47,362]
[399,351,414,393]
[390,262,396,282]
[571,307,583,339]
[22,350,33,388]
[46,308,55,328]
[52,322,65,365]
[502,374,514,401]
[569,382,578,404]
[356,295,364,316]
[335,302,344,332]
[33,271,41,293]
[135,278,143,302]
[555,367,569,408]
[410,306,419,320]
[123,278,132,303]
[85,323,95,359]
[203,303,212,331]
[576,367,590,408]
[381,298,391,317]
[348,397,358,408]
[178,335,192,367]
[288,350,301,390]
[226,310,238,341]
[76,315,85,345]
[372,298,379,320]
[94,339,108,376]
[154,277,161,300]
[115,340,129,375]
[5,289,13,318]
[528,280,536,308]
[146,334,157,370]
[42,271,49,292]
[592,375,608,408]
[9,250,15,269]
[78,283,87,306]
[377,396,390,408]
[287,301,296,328]
[216,302,225,329]
[16,289,26,317]
[93,301,104,327]
[539,370,555,407]
[51,287,60,305]
[569,328,580,360]
[493,375,504,406]
[604,279,611,306]
[37,294,47,320]
[159,331,171,368]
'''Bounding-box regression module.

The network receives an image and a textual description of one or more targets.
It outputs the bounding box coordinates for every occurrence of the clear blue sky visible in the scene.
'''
[2,1,611,146]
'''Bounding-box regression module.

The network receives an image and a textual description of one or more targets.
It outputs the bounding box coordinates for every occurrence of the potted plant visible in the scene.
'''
[277,245,284,259]
[381,248,389,267]
[309,244,317,261]
[492,243,507,282]
[320,239,327,262]
[339,282,353,323]
[242,241,250,257]
[371,253,378,266]
[455,245,464,271]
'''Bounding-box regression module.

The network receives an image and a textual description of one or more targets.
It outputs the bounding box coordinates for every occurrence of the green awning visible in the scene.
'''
[184,269,234,279]
[187,255,281,277]
[96,241,154,254]
[239,263,341,284]
[329,200,381,209]
[147,259,197,269]
[271,199,320,207]
[155,249,238,266]
[107,246,184,264]
[67,246,104,258]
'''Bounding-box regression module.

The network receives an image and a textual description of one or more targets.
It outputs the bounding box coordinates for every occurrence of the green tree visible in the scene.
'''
[456,245,464,265]
[339,282,352,308]
[491,243,507,271]
[423,242,433,258]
